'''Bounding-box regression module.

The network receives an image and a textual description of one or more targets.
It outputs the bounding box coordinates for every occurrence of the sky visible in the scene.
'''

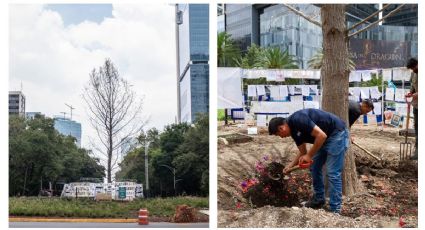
[9,4,177,150]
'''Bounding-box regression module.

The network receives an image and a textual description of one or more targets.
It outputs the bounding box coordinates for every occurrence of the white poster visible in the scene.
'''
[392,68,411,81]
[256,85,266,96]
[373,102,382,115]
[247,85,257,97]
[369,86,381,99]
[360,87,370,99]
[385,87,395,101]
[302,85,310,96]
[382,69,392,81]
[279,85,289,98]
[349,71,362,82]
[269,86,280,99]
[218,68,244,109]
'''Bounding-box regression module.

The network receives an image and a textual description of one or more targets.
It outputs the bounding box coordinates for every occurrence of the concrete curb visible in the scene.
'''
[9,217,138,223]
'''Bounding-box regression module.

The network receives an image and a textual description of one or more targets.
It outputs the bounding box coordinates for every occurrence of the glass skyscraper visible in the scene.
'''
[54,117,82,147]
[224,4,417,70]
[176,4,209,123]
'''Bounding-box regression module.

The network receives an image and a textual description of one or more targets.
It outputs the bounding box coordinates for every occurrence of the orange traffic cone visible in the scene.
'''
[138,209,149,225]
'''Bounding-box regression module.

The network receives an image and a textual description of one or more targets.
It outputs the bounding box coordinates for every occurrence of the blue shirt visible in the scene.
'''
[287,109,346,146]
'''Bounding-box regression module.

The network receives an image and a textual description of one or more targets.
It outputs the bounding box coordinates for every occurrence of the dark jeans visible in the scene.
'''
[414,107,418,152]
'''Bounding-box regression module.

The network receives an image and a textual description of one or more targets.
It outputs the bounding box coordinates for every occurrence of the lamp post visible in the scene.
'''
[145,141,150,198]
[160,164,179,196]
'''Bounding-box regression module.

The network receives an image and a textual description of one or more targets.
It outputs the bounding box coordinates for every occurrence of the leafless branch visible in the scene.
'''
[347,4,391,32]
[82,58,146,183]
[348,4,405,38]
[282,4,322,27]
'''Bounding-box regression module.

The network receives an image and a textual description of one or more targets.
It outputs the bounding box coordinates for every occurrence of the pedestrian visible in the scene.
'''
[348,99,374,142]
[268,109,349,213]
[405,57,418,160]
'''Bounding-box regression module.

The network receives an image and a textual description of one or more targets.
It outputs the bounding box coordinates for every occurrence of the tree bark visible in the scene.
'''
[320,5,362,196]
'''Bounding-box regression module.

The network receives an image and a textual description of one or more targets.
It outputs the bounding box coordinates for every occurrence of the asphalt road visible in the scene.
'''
[10,222,209,228]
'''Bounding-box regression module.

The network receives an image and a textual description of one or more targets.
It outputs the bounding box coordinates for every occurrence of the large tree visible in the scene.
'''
[9,115,105,196]
[83,59,145,183]
[283,3,405,195]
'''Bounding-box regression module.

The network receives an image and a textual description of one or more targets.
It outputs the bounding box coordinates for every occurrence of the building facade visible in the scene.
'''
[224,4,417,70]
[26,112,43,120]
[176,4,209,123]
[9,91,26,116]
[54,117,82,147]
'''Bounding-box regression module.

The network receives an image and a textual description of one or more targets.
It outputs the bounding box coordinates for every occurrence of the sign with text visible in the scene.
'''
[349,38,411,70]
[118,187,126,199]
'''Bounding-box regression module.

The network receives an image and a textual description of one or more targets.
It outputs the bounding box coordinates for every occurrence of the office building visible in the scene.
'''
[26,112,43,120]
[224,4,417,70]
[176,4,209,123]
[54,117,82,147]
[9,91,26,116]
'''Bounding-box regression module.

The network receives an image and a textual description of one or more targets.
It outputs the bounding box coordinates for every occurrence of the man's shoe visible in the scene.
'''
[304,199,325,209]
[324,205,341,214]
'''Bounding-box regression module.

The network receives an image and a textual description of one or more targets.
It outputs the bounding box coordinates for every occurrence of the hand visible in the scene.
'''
[299,154,312,165]
[412,93,418,100]
[405,92,413,98]
[283,164,293,174]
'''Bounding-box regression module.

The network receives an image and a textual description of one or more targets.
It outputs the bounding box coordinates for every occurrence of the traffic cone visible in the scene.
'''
[138,209,149,225]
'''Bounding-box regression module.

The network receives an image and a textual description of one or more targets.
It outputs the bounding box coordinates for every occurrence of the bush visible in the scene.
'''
[9,196,208,218]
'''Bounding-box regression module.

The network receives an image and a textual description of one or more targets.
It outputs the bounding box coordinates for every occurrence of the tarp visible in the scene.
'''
[218,68,244,109]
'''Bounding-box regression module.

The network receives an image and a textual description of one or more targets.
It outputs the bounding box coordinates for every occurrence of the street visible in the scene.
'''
[9,222,209,228]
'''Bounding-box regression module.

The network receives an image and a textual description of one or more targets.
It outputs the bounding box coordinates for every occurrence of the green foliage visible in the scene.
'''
[9,116,105,196]
[235,44,263,69]
[217,109,225,121]
[9,196,208,218]
[116,114,209,197]
[235,44,299,70]
[218,32,240,67]
[255,47,299,69]
[308,48,356,71]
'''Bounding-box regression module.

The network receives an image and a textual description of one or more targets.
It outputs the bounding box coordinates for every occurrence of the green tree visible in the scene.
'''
[255,47,299,69]
[173,113,209,195]
[235,44,263,69]
[9,115,105,196]
[218,32,240,67]
[308,48,356,70]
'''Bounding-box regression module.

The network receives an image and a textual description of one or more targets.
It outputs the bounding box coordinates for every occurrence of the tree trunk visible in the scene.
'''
[320,5,362,196]
[108,136,113,183]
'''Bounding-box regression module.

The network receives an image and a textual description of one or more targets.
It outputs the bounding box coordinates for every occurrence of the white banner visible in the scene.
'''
[218,68,244,109]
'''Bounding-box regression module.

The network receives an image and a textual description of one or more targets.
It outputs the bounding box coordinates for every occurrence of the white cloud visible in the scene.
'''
[9,4,177,150]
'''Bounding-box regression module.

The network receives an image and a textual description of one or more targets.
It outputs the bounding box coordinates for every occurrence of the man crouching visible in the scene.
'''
[268,108,349,213]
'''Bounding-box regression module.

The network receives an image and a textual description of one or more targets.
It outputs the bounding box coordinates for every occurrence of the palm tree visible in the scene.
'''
[255,47,299,69]
[308,48,356,70]
[217,32,240,67]
[235,44,263,69]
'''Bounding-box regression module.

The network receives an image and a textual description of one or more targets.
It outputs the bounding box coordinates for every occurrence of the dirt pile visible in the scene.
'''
[242,162,312,208]
[218,206,403,228]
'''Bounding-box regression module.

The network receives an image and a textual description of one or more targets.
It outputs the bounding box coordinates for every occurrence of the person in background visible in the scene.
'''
[348,99,374,142]
[405,58,418,160]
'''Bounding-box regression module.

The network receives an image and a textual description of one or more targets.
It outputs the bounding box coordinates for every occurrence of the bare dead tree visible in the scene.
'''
[83,58,146,183]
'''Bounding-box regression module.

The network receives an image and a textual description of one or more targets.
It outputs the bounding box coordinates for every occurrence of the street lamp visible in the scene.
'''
[160,164,180,196]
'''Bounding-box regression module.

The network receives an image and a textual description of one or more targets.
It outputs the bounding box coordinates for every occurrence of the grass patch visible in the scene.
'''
[9,196,208,219]
[218,109,225,121]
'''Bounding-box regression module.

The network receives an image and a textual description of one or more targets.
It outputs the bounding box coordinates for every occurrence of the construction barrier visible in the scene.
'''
[138,209,149,225]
